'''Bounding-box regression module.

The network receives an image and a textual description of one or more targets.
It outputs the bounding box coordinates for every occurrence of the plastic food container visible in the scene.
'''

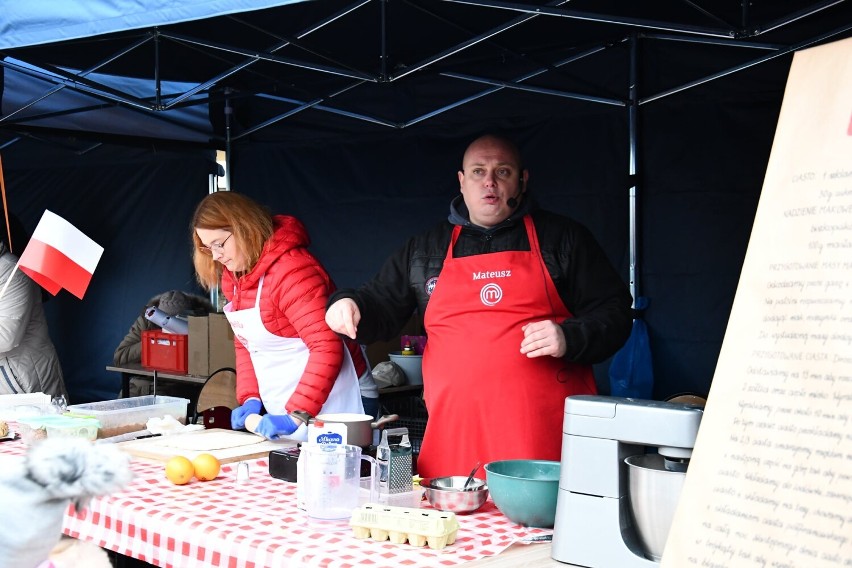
[45,416,100,441]
[17,415,100,444]
[67,395,189,438]
[0,393,53,420]
[16,416,49,444]
[360,484,425,508]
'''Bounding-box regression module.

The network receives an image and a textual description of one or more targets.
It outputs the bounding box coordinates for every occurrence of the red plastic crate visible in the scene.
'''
[141,330,188,373]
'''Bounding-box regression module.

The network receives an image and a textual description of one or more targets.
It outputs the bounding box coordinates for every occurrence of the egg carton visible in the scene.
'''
[349,503,459,550]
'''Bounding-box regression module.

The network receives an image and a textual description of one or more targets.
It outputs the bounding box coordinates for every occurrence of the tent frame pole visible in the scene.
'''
[627,32,639,307]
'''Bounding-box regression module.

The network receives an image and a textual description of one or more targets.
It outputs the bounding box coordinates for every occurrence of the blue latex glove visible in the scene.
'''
[255,414,299,440]
[231,399,262,430]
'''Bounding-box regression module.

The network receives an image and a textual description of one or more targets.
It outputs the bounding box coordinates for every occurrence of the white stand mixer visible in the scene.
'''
[551,395,703,567]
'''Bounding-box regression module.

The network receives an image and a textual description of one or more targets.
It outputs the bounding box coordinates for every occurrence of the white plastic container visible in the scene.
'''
[388,352,423,385]
[17,415,100,444]
[67,395,189,438]
[362,485,424,508]
[0,392,52,420]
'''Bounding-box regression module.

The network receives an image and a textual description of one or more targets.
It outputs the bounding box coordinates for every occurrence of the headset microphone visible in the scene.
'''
[507,176,525,209]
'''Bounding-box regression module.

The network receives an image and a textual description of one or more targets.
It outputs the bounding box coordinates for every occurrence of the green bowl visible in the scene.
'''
[484,459,560,528]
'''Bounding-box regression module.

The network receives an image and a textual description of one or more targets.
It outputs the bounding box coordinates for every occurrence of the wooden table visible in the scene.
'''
[106,363,209,400]
[467,543,563,567]
[377,384,423,397]
[109,366,423,403]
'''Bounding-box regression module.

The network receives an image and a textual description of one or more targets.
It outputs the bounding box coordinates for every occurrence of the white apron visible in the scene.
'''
[224,275,364,441]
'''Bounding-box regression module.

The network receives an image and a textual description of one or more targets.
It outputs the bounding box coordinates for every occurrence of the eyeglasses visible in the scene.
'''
[198,233,232,255]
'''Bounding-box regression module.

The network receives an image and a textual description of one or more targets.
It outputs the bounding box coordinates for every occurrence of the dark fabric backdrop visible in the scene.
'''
[2,65,782,403]
[5,146,216,402]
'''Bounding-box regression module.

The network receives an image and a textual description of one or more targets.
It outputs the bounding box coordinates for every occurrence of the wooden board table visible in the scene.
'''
[118,428,292,464]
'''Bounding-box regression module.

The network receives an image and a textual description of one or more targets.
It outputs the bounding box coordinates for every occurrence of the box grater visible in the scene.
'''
[377,427,413,495]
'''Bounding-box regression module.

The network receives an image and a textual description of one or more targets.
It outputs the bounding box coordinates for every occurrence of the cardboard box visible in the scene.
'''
[188,313,236,376]
[188,315,208,375]
[141,330,188,373]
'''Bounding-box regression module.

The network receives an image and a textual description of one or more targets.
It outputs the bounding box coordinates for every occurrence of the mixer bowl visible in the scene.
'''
[625,454,687,561]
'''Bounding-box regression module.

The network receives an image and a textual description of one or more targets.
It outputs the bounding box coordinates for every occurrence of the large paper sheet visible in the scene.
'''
[663,38,852,567]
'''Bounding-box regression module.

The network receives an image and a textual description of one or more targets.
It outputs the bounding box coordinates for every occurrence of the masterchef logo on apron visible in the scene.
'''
[473,268,511,306]
[480,283,503,306]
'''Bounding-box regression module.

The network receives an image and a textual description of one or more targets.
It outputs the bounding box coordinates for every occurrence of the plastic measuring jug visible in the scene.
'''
[302,443,377,521]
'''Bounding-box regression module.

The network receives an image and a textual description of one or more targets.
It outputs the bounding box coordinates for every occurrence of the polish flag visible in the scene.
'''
[17,210,104,299]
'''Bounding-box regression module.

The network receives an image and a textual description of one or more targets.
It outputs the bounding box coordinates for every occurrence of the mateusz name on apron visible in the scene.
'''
[472,270,511,280]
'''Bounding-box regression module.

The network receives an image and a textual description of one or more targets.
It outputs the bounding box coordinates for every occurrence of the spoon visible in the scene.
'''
[462,461,482,491]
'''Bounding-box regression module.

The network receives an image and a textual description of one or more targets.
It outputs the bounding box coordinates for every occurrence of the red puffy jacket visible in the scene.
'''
[221,215,367,416]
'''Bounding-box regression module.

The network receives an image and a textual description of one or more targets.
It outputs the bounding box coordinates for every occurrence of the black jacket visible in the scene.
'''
[329,196,633,364]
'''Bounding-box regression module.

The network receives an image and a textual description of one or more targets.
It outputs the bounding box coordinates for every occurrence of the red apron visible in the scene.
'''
[419,216,597,479]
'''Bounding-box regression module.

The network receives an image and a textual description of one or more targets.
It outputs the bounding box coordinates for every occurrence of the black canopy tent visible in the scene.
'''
[3,1,851,143]
[1,0,850,402]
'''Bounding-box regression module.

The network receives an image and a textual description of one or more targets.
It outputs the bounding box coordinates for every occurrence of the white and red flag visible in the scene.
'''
[17,210,104,299]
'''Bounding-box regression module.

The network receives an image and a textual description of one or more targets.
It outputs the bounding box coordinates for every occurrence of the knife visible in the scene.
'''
[96,429,161,444]
[519,534,553,543]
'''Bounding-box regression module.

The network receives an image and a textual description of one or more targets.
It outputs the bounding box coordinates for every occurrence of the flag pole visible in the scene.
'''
[0,151,21,301]
[0,153,12,254]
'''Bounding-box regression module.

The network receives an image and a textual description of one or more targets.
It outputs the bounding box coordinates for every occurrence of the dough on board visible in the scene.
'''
[157,430,266,451]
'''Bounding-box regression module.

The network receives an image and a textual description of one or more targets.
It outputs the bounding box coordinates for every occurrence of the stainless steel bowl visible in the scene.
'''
[420,476,489,514]
[625,454,686,561]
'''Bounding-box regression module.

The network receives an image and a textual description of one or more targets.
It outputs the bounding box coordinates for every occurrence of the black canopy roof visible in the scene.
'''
[3,0,850,151]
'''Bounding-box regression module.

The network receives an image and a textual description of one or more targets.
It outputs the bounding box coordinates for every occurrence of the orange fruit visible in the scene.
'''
[165,455,195,485]
[192,453,221,481]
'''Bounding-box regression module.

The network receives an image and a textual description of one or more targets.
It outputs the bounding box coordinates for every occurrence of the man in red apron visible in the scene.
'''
[326,134,632,477]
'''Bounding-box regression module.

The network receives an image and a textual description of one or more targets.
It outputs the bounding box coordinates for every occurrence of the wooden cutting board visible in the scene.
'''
[119,428,295,464]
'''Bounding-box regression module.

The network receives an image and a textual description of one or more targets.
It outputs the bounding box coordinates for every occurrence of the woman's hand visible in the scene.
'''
[231,399,262,430]
[254,414,299,440]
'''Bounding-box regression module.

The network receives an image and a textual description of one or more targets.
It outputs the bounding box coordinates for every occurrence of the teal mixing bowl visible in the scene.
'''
[484,459,560,528]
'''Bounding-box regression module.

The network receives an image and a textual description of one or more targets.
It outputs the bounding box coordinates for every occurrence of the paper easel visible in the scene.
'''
[662,37,852,567]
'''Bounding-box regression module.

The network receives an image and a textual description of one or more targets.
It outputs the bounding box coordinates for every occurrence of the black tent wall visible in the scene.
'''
[2,63,779,403]
[4,146,215,402]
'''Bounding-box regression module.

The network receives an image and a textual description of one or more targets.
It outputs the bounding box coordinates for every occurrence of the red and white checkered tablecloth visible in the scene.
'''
[0,436,552,568]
